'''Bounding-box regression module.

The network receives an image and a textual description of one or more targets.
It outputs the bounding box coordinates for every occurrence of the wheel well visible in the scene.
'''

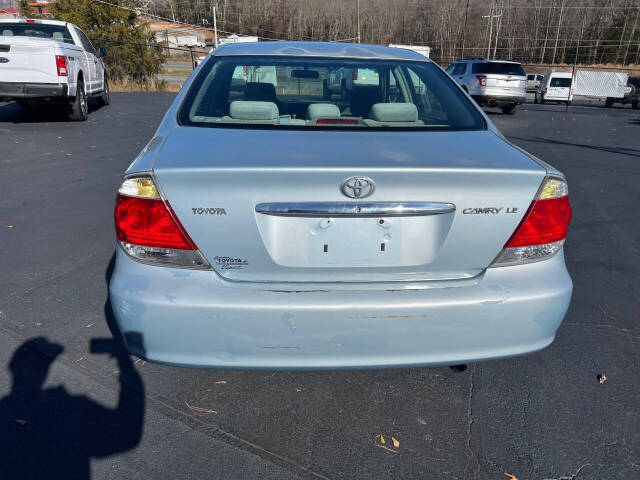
[77,71,85,92]
[462,85,469,92]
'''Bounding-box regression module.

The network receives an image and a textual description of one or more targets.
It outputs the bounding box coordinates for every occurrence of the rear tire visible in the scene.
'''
[605,97,613,108]
[96,76,110,107]
[68,82,88,121]
[501,104,518,115]
[632,100,639,110]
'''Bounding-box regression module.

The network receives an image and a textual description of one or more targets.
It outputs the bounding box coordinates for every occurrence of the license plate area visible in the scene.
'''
[255,214,454,268]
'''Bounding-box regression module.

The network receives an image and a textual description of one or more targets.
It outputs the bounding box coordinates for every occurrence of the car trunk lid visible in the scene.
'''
[153,128,545,283]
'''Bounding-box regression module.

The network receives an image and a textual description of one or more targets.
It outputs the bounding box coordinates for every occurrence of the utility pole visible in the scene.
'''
[461,0,470,60]
[356,0,361,43]
[482,5,502,59]
[213,4,218,47]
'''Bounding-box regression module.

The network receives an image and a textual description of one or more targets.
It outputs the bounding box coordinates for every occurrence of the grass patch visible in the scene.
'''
[159,69,193,76]
[110,78,182,93]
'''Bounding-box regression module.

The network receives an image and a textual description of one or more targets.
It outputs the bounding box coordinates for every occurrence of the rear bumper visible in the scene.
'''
[472,94,526,107]
[110,247,573,369]
[0,82,68,100]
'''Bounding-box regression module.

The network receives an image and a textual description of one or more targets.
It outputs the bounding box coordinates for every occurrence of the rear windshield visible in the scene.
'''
[0,23,74,44]
[471,62,526,76]
[178,56,485,130]
[550,77,572,87]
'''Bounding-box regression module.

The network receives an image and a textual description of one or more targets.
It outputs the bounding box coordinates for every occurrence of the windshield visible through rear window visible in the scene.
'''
[471,62,526,76]
[179,56,485,130]
[0,23,74,44]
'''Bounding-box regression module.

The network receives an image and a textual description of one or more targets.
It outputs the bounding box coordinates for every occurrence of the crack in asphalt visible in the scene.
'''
[464,364,480,480]
[543,462,639,480]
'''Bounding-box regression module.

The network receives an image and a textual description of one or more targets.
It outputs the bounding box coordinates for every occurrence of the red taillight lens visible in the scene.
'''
[476,75,486,87]
[114,194,194,250]
[55,55,68,76]
[505,195,572,248]
[315,118,360,125]
[25,19,36,23]
[544,87,548,94]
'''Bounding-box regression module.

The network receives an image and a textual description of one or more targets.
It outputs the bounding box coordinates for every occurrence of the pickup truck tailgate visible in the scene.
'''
[0,36,62,83]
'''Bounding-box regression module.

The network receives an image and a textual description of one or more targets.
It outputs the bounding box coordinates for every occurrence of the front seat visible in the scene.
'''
[346,86,381,117]
[244,82,279,107]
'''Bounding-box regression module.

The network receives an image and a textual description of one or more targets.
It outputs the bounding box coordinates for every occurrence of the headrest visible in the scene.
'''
[244,82,278,103]
[306,103,341,120]
[368,103,419,122]
[349,86,381,117]
[229,101,279,120]
[52,32,63,41]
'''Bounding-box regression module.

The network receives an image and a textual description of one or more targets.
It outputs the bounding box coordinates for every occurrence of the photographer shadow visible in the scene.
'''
[0,254,145,479]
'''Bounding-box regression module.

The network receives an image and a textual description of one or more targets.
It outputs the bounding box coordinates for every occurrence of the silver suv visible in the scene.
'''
[445,59,526,115]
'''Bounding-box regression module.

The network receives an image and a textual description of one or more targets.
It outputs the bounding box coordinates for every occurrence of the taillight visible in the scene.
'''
[544,87,548,95]
[55,55,68,76]
[114,175,210,269]
[490,176,572,267]
[352,69,358,81]
[25,19,36,23]
[476,75,486,87]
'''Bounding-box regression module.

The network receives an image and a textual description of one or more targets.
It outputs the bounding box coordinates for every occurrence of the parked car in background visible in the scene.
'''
[0,18,109,120]
[445,58,526,114]
[110,42,572,369]
[323,66,379,99]
[526,73,544,92]
[535,71,574,105]
[605,77,639,109]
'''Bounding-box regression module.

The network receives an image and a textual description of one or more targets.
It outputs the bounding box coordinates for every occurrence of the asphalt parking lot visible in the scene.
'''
[1,95,639,479]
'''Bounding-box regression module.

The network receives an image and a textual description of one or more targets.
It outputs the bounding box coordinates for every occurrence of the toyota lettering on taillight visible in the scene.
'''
[476,75,487,87]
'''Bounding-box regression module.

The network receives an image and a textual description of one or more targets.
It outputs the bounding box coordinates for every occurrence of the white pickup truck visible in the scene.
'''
[0,18,109,120]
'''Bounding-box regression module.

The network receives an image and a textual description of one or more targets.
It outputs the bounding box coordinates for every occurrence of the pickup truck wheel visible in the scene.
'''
[632,100,639,110]
[97,77,110,107]
[501,104,518,115]
[68,83,88,121]
[604,97,613,108]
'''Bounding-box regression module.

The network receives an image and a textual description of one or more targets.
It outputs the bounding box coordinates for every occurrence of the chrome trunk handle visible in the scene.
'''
[255,202,455,217]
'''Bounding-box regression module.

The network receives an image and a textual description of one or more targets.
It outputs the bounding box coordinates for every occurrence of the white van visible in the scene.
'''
[535,71,574,105]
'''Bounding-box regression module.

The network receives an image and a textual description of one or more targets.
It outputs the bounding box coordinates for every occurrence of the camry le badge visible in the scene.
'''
[341,176,375,199]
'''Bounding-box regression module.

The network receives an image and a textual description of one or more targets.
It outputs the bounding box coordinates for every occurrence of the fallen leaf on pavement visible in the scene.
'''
[380,435,385,444]
[215,380,227,384]
[504,473,518,480]
[392,437,400,448]
[598,373,607,384]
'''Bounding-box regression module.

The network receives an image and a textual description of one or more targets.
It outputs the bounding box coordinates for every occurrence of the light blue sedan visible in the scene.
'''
[110,42,572,369]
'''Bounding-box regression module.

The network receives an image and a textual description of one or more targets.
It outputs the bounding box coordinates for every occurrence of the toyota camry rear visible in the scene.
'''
[109,42,572,369]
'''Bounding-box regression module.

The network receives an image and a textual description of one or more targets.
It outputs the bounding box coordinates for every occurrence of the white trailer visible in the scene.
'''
[389,44,430,58]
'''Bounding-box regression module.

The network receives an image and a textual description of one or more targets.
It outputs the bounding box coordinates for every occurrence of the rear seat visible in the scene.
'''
[364,103,423,126]
[218,100,280,124]
[306,103,341,123]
